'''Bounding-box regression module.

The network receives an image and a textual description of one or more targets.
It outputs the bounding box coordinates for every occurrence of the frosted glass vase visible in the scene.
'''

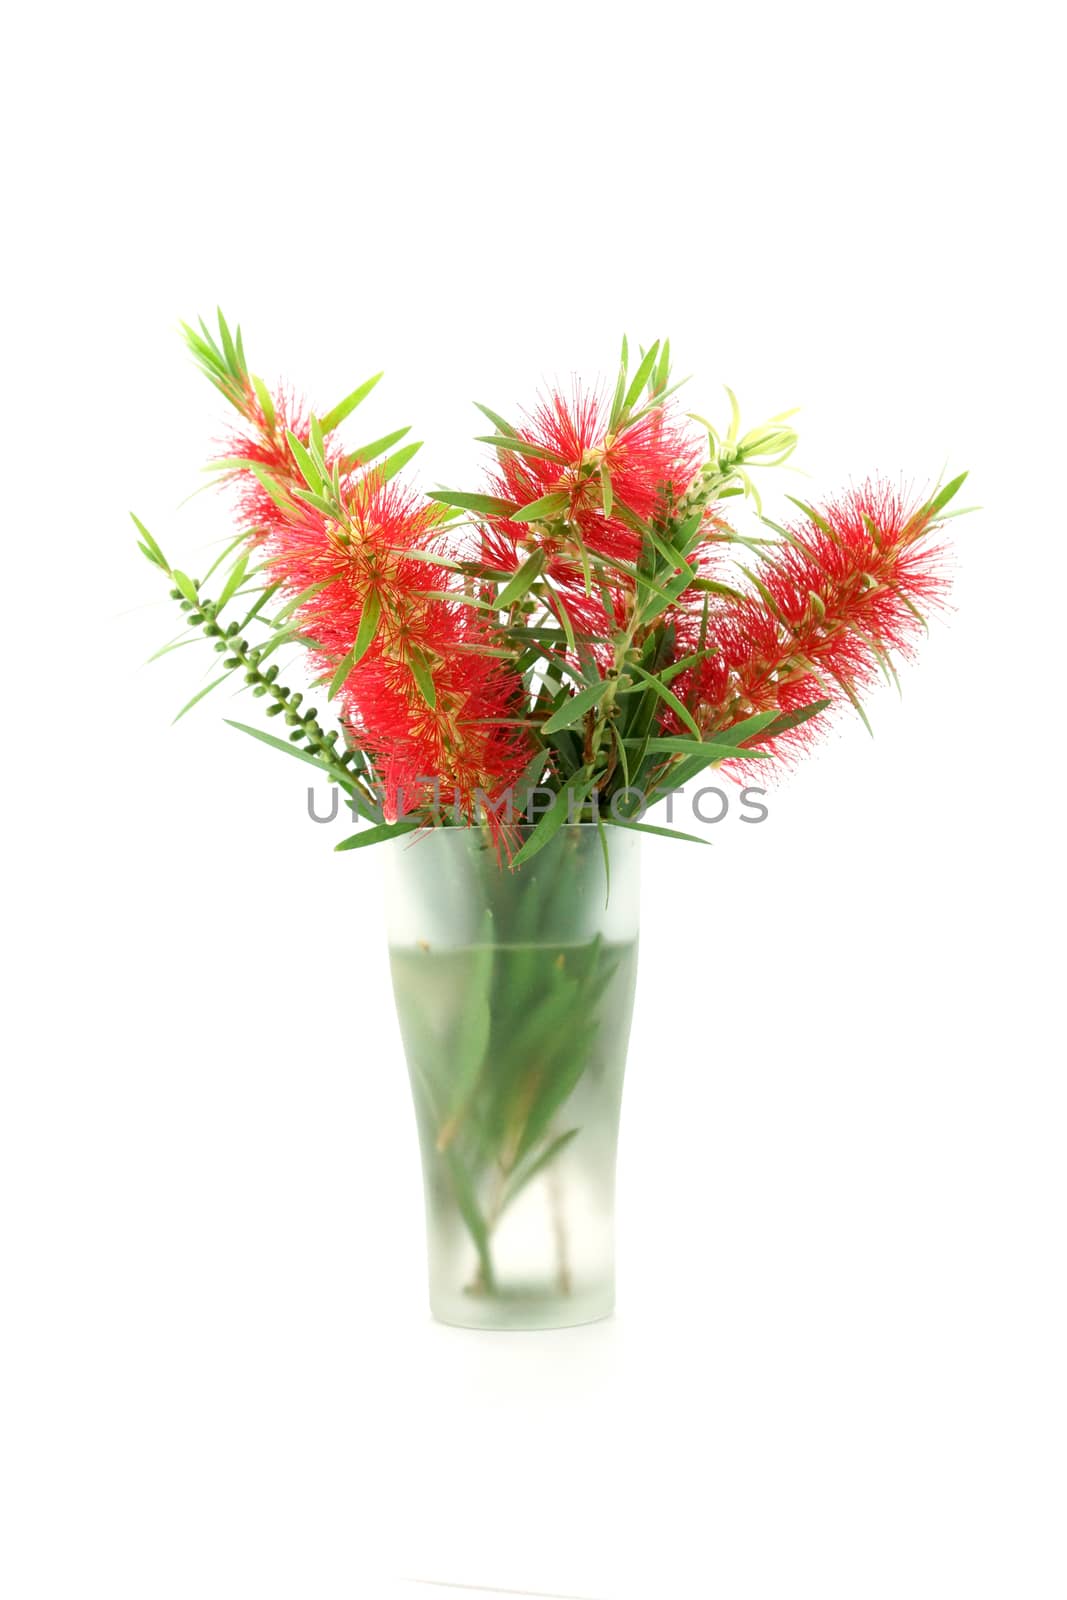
[385,824,640,1330]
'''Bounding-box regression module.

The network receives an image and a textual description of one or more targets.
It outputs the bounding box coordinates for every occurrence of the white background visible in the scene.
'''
[3,2,1064,1596]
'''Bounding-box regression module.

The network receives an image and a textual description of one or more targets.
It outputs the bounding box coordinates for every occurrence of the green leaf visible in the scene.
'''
[926,471,968,516]
[292,488,340,519]
[216,307,240,374]
[378,440,422,481]
[623,663,701,740]
[623,341,660,412]
[699,709,782,747]
[742,698,830,743]
[237,582,282,631]
[607,817,712,846]
[286,430,322,492]
[224,719,350,784]
[827,667,874,735]
[308,414,327,470]
[181,321,220,369]
[541,677,610,735]
[249,463,295,513]
[201,532,248,585]
[271,575,339,625]
[425,489,518,518]
[437,912,494,1147]
[146,633,198,663]
[335,820,421,852]
[444,1150,494,1290]
[653,337,671,395]
[473,401,518,437]
[130,513,169,573]
[656,647,718,686]
[510,490,571,523]
[600,465,613,518]
[512,1025,594,1166]
[251,374,275,430]
[328,589,381,698]
[609,356,628,430]
[596,811,611,906]
[688,574,746,598]
[408,649,437,710]
[173,674,229,723]
[511,781,590,868]
[172,570,199,607]
[216,551,250,613]
[635,736,771,762]
[500,1129,580,1217]
[412,589,496,612]
[724,384,741,443]
[320,372,383,434]
[545,582,579,656]
[496,550,545,609]
[785,496,840,544]
[474,435,566,464]
[342,426,410,470]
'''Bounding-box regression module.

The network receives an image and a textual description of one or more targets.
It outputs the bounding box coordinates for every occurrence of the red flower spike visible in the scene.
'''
[214,387,534,826]
[665,480,950,765]
[484,383,702,568]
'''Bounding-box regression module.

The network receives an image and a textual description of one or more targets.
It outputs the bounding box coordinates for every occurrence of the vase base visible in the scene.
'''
[429,1283,615,1332]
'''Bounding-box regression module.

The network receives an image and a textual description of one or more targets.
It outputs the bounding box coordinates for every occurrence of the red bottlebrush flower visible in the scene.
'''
[343,607,532,826]
[260,472,447,658]
[225,446,533,826]
[216,385,337,540]
[665,480,951,762]
[484,383,702,567]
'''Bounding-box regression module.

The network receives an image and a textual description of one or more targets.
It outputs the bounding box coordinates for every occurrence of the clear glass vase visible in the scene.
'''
[385,823,641,1330]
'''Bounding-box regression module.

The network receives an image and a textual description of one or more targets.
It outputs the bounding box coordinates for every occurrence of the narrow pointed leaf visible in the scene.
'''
[335,820,421,852]
[216,307,239,373]
[608,817,712,846]
[250,463,295,513]
[409,649,437,709]
[653,337,671,394]
[378,441,422,482]
[500,1129,580,1217]
[926,471,968,516]
[473,401,518,437]
[541,677,610,735]
[511,781,590,868]
[475,435,566,464]
[623,663,702,740]
[216,551,250,613]
[635,736,771,762]
[320,372,383,434]
[272,575,339,625]
[426,489,518,517]
[286,430,322,492]
[224,718,345,777]
[496,551,545,609]
[600,465,613,518]
[201,533,248,585]
[172,570,199,607]
[173,674,229,723]
[342,426,410,470]
[328,589,381,699]
[251,374,275,430]
[130,514,169,573]
[623,341,660,412]
[744,699,831,744]
[511,490,571,523]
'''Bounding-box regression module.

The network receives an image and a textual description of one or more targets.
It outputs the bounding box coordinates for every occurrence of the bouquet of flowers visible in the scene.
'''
[136,312,965,1327]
